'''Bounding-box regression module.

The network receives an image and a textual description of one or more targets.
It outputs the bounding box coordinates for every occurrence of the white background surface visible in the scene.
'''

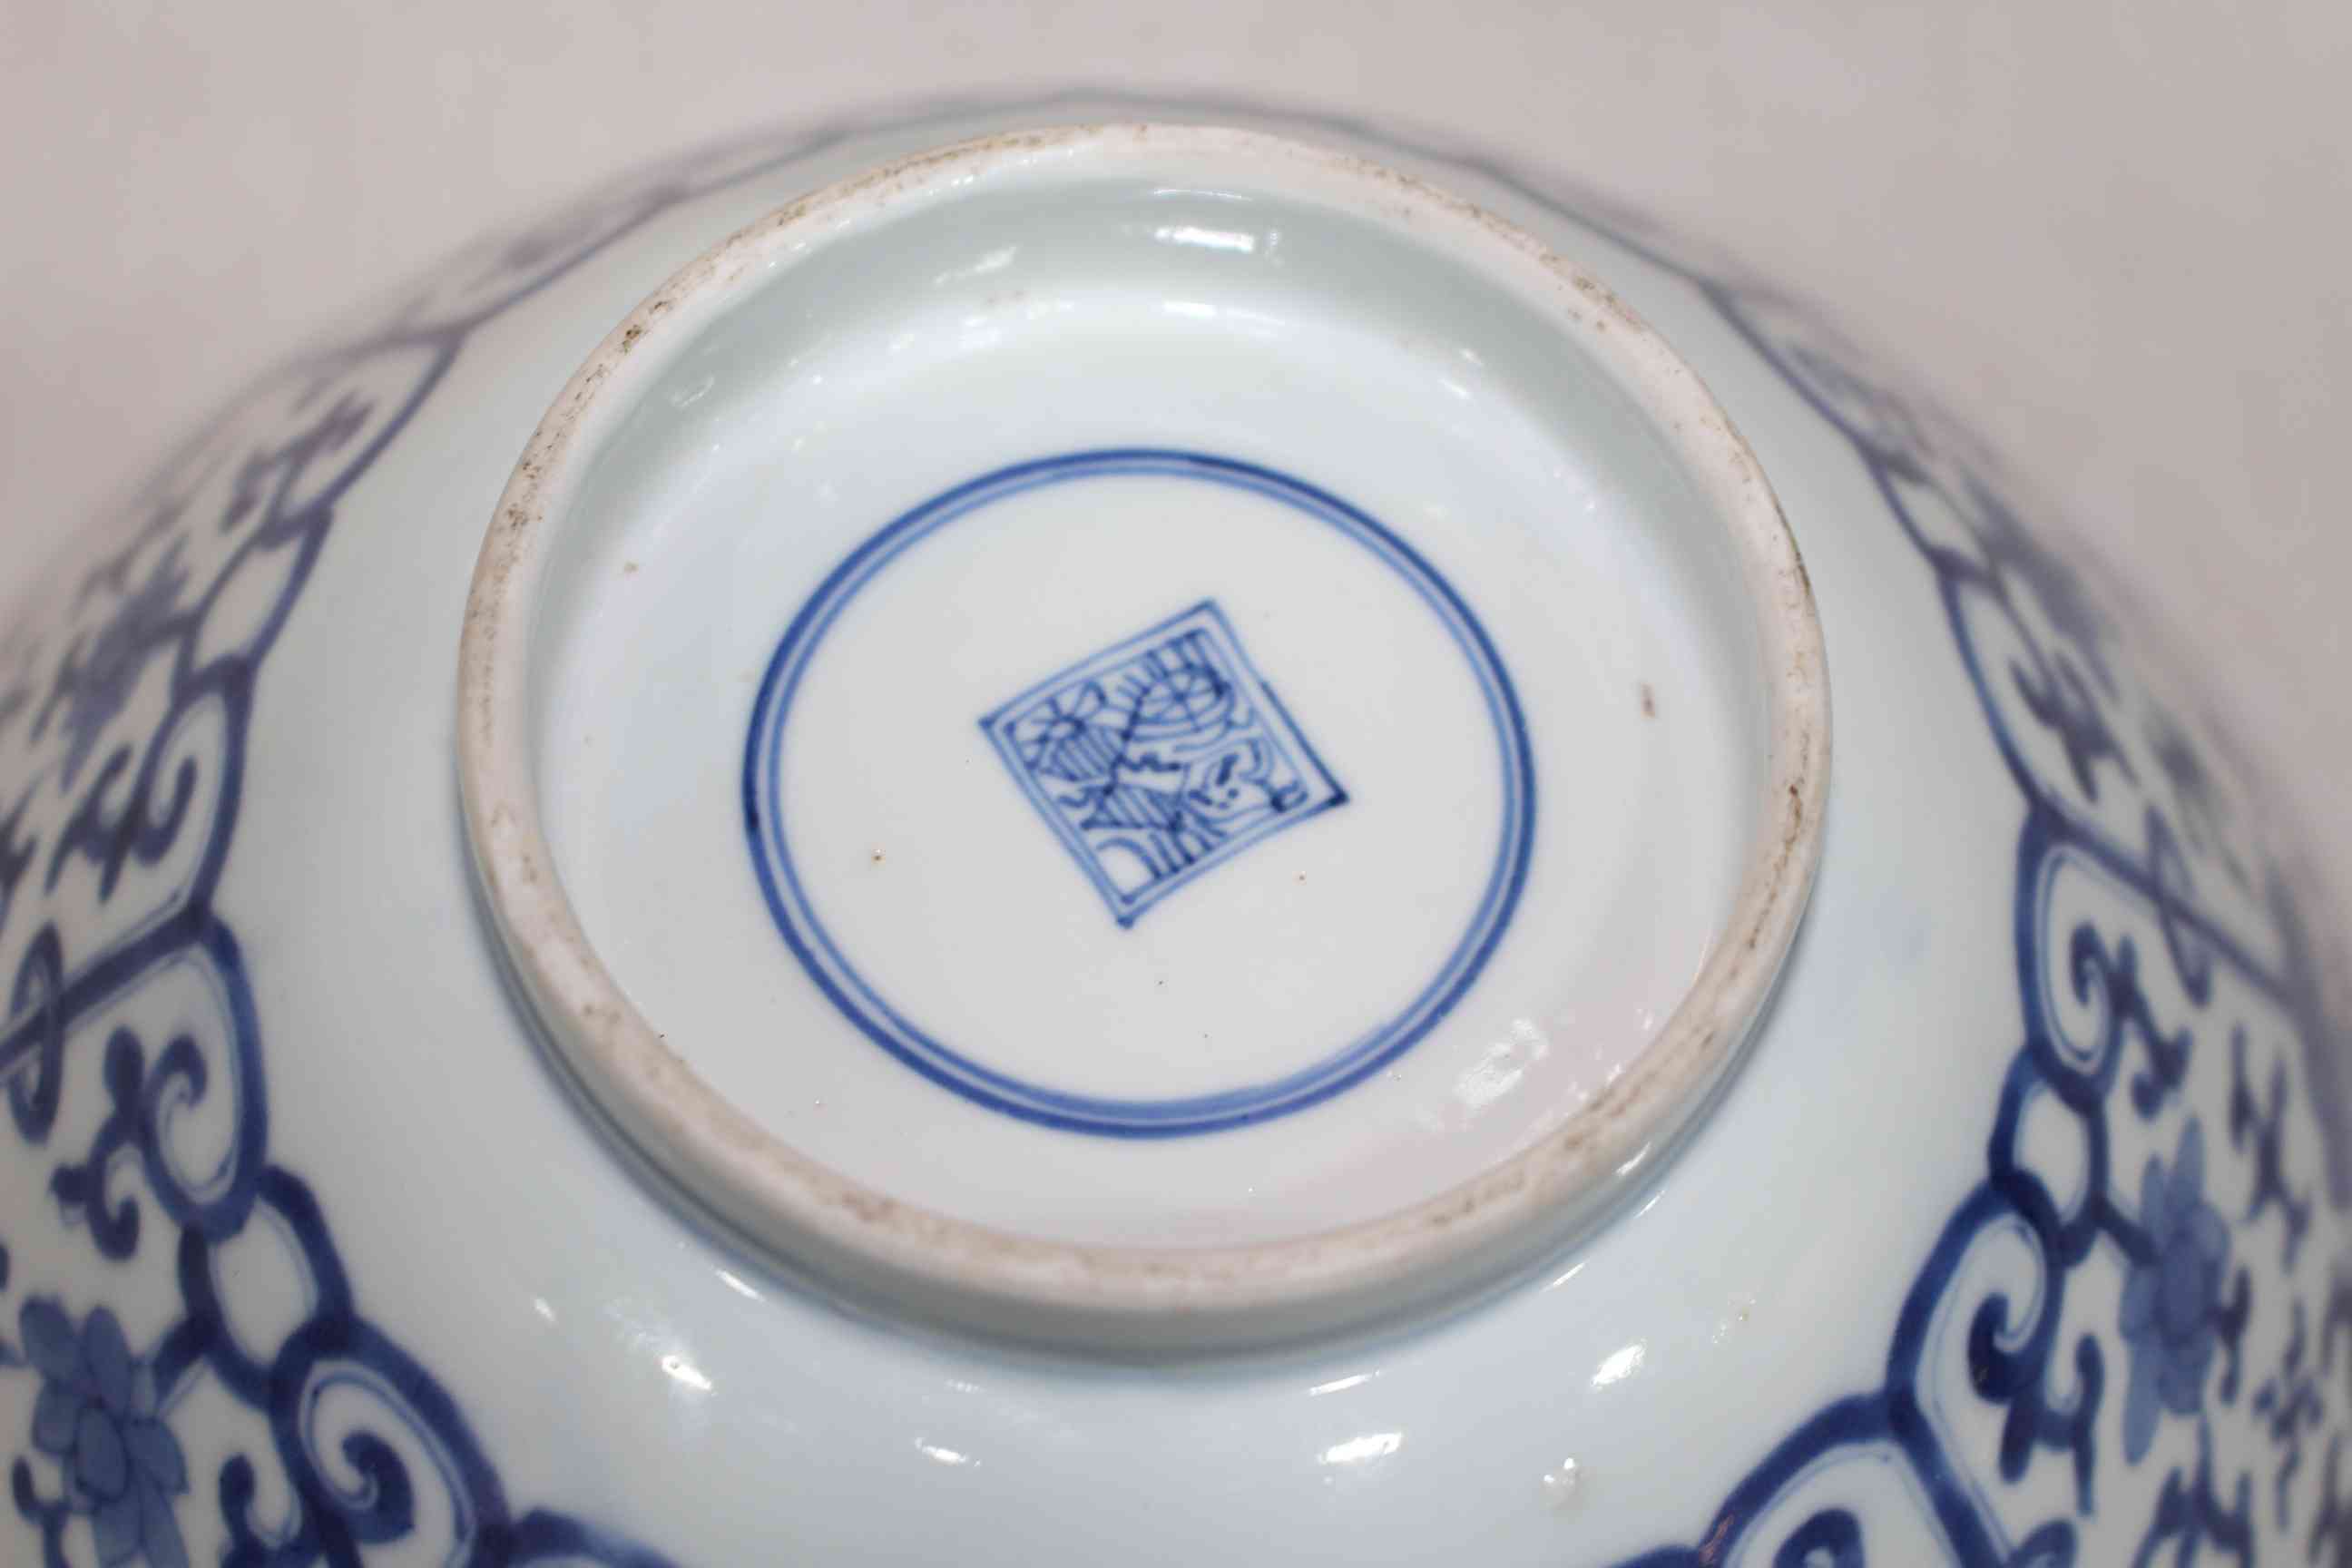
[3,2,2345,884]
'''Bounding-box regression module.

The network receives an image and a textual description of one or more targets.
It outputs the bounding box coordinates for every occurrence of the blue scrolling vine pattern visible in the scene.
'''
[0,94,2340,1566]
[0,129,846,1568]
[1592,260,2352,1563]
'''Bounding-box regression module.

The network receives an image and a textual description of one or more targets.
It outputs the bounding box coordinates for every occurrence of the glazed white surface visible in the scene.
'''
[0,89,2340,1568]
[5,5,2345,900]
[530,160,1760,1247]
[25,109,2003,1561]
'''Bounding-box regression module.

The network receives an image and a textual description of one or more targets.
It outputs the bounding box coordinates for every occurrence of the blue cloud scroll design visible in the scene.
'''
[1598,263,2352,1563]
[0,91,2340,1566]
[0,127,853,1568]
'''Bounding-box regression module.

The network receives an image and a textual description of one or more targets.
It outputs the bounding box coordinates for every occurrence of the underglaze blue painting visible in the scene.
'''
[0,126,828,1568]
[0,91,2342,1567]
[981,600,1345,926]
[1587,227,2352,1568]
[744,449,1532,1137]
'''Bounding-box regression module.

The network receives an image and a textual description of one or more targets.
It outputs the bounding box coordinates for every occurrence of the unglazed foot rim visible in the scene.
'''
[456,124,1830,1349]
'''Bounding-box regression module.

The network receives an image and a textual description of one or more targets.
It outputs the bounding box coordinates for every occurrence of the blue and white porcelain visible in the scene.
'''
[0,97,2342,1566]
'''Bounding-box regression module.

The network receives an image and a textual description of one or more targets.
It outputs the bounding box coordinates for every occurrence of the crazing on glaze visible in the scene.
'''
[0,103,2340,1566]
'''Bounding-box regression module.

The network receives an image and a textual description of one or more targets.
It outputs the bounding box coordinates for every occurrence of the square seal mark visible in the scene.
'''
[981,600,1347,926]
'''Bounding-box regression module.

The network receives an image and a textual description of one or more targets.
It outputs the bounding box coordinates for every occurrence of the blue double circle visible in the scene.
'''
[744,450,1534,1137]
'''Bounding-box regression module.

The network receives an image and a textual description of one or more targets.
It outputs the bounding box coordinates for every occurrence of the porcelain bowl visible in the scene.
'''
[0,96,2342,1567]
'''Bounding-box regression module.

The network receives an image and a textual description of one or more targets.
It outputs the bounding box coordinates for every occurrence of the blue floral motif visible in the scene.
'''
[1572,163,2349,1563]
[0,93,2342,1568]
[2119,1121,2232,1461]
[0,107,814,1568]
[20,1300,187,1568]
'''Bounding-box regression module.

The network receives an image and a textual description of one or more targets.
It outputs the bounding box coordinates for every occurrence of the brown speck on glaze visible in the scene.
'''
[1640,682,1657,719]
